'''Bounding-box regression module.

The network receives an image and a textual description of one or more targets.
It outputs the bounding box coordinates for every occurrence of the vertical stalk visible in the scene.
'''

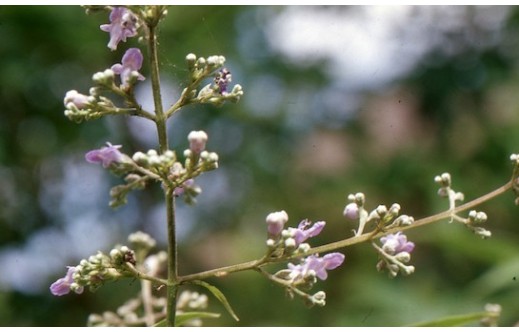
[165,189,178,326]
[147,19,178,326]
[148,24,168,154]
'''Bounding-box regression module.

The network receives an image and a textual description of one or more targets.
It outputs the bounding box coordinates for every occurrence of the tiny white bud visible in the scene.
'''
[148,155,160,166]
[186,53,197,62]
[132,151,147,162]
[298,243,311,253]
[402,265,415,275]
[285,238,296,248]
[110,249,120,259]
[394,252,411,263]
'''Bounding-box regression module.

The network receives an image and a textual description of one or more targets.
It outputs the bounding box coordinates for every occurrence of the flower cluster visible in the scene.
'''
[50,246,134,296]
[182,53,244,108]
[262,210,344,307]
[343,192,414,236]
[435,172,491,238]
[265,210,326,256]
[91,130,215,207]
[374,232,415,278]
[64,48,146,123]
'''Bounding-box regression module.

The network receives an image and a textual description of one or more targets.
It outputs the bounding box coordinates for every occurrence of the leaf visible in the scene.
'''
[189,280,240,321]
[154,311,221,327]
[408,311,489,327]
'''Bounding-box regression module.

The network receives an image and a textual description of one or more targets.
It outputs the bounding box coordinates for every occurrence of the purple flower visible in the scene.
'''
[64,90,90,109]
[343,202,359,220]
[100,7,139,51]
[85,142,125,168]
[288,219,326,246]
[188,130,208,154]
[214,68,231,94]
[288,253,345,281]
[266,210,289,237]
[380,232,415,255]
[50,266,83,296]
[111,48,145,89]
[173,179,194,196]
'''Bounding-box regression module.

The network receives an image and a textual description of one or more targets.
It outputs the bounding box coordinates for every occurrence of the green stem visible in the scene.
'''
[148,24,168,153]
[178,179,513,283]
[146,18,177,326]
[165,189,178,327]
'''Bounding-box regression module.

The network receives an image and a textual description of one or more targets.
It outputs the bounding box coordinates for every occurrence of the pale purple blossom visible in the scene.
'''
[85,142,125,168]
[64,90,90,109]
[288,253,345,281]
[111,48,145,89]
[343,202,359,220]
[173,179,194,196]
[188,131,208,154]
[50,266,83,296]
[380,232,415,255]
[266,210,289,237]
[288,219,326,246]
[214,68,231,94]
[100,7,139,51]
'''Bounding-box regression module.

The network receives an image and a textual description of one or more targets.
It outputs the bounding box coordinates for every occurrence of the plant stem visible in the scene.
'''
[165,189,178,326]
[148,24,168,154]
[178,179,513,283]
[147,20,177,326]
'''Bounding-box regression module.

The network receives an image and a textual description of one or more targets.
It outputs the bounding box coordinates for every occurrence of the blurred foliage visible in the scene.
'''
[1,5,519,327]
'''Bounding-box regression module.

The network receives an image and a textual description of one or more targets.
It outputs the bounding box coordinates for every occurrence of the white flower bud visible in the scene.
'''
[402,265,415,275]
[394,251,411,263]
[132,151,147,163]
[285,238,296,248]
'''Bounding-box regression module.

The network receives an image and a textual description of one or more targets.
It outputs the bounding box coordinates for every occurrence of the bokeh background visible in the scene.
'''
[1,5,519,326]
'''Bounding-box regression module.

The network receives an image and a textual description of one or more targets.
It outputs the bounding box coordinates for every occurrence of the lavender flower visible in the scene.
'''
[288,253,345,281]
[64,90,90,109]
[343,202,359,220]
[214,68,231,94]
[85,142,125,168]
[100,7,139,51]
[266,210,289,237]
[173,179,194,196]
[288,219,326,246]
[111,48,145,89]
[380,232,414,255]
[188,130,208,154]
[50,266,83,296]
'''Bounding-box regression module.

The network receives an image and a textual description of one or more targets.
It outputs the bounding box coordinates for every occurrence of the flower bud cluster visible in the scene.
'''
[264,211,325,257]
[183,53,243,107]
[64,47,145,123]
[133,149,177,177]
[374,232,415,278]
[344,192,413,236]
[435,173,491,238]
[64,89,116,123]
[88,296,167,327]
[465,210,491,238]
[272,253,345,306]
[70,246,135,292]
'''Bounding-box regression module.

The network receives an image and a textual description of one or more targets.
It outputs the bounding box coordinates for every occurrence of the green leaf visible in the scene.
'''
[154,311,221,327]
[408,311,489,327]
[189,280,240,322]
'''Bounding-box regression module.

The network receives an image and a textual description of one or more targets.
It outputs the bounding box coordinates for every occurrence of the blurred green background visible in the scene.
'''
[1,5,519,326]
